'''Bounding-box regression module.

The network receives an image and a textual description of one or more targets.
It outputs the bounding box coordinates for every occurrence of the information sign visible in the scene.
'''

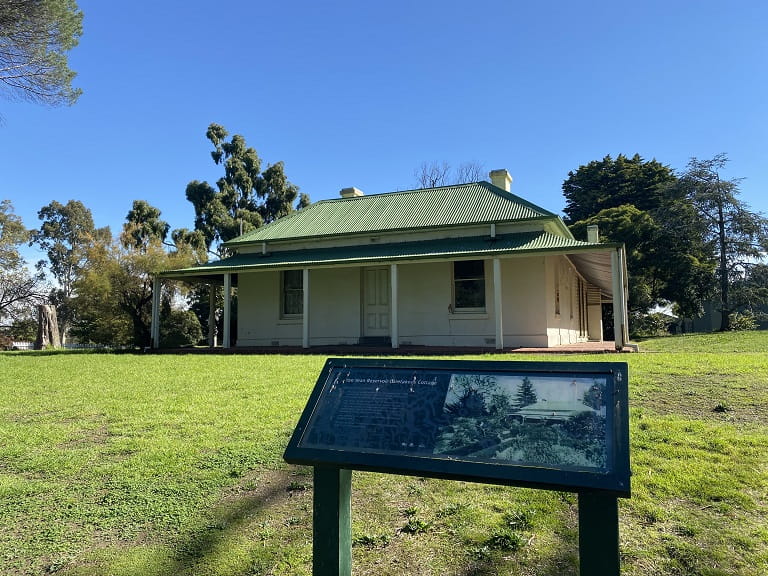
[284,358,630,496]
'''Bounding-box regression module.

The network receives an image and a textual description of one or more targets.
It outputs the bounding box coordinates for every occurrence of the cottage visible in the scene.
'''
[154,170,628,350]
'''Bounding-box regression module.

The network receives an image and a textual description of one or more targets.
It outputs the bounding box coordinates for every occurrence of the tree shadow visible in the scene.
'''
[160,467,312,576]
[454,507,581,576]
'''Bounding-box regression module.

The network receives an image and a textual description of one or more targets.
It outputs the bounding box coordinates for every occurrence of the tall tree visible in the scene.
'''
[0,0,83,106]
[122,200,170,252]
[30,199,97,341]
[570,205,661,314]
[678,154,768,331]
[563,154,715,321]
[185,123,308,255]
[72,204,198,348]
[0,200,46,323]
[562,154,677,225]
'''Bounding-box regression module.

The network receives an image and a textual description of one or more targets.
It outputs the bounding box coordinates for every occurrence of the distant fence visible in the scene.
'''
[9,341,115,351]
[11,341,33,350]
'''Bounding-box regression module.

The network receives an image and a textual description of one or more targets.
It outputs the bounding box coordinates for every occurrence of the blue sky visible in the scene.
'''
[2,0,766,260]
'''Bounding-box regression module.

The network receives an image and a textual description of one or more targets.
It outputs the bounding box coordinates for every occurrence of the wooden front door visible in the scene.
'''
[363,267,390,337]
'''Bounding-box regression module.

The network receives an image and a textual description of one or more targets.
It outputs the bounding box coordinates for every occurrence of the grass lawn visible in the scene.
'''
[1,332,767,575]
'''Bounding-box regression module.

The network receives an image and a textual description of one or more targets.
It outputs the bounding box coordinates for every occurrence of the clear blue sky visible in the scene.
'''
[2,0,766,260]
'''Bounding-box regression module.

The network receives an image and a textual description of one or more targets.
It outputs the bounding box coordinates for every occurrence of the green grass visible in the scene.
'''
[1,334,767,575]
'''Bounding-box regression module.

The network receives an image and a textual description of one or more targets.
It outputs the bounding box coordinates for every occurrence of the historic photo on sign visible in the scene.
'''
[433,373,609,471]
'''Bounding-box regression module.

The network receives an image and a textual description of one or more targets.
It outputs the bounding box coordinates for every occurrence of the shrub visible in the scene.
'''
[631,312,671,338]
[160,309,203,347]
[0,334,12,351]
[728,311,758,331]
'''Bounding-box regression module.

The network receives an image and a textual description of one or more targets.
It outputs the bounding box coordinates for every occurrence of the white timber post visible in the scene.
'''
[391,263,399,349]
[223,273,232,349]
[611,248,626,351]
[151,276,161,349]
[208,284,217,347]
[493,258,503,350]
[302,268,310,349]
[621,247,630,346]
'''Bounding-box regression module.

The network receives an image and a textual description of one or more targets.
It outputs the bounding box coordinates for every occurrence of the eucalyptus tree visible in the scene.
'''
[30,199,98,340]
[185,123,308,256]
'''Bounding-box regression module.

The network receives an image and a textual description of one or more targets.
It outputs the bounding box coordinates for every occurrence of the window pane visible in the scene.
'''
[453,260,485,310]
[284,290,303,315]
[283,270,303,316]
[284,270,303,289]
[454,260,484,280]
[455,279,485,309]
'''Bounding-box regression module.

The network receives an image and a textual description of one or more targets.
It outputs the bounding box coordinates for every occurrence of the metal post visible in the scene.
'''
[313,466,352,576]
[578,492,620,576]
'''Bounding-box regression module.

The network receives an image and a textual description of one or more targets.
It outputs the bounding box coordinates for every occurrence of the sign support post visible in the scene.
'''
[313,465,352,576]
[578,491,620,576]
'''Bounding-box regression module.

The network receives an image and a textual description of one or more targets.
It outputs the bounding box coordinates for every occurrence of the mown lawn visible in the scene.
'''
[1,333,767,576]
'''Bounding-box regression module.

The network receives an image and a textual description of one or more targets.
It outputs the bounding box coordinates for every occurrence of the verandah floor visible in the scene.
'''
[152,340,635,355]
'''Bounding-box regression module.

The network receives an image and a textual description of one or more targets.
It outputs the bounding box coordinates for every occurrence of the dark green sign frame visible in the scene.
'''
[285,358,630,495]
[284,358,631,575]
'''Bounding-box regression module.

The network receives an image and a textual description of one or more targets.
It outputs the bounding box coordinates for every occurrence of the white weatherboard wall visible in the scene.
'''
[544,255,584,346]
[237,271,300,346]
[396,257,551,348]
[397,261,495,347]
[235,255,590,348]
[397,262,453,345]
[307,267,360,346]
[501,256,549,348]
[237,268,361,347]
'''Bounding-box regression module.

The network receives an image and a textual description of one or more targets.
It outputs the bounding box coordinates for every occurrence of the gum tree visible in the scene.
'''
[185,123,309,256]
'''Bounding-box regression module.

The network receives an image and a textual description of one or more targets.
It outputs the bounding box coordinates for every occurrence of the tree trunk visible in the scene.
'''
[35,304,61,349]
[717,199,730,331]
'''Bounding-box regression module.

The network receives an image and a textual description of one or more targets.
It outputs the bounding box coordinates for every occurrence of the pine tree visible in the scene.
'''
[516,377,537,407]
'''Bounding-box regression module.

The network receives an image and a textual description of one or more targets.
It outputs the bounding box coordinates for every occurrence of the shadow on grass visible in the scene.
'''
[455,537,579,576]
[147,468,582,576]
[164,468,311,575]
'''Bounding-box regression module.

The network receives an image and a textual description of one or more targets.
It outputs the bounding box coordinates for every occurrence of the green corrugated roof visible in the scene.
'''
[226,181,560,245]
[162,231,597,279]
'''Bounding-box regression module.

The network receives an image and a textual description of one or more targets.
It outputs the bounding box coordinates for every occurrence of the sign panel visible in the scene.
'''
[284,358,630,496]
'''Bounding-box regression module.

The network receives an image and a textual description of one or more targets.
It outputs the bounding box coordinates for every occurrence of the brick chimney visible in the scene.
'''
[489,169,512,192]
[339,187,364,198]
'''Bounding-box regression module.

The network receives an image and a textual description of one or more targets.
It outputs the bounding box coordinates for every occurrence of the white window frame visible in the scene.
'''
[452,260,486,313]
[281,269,304,318]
